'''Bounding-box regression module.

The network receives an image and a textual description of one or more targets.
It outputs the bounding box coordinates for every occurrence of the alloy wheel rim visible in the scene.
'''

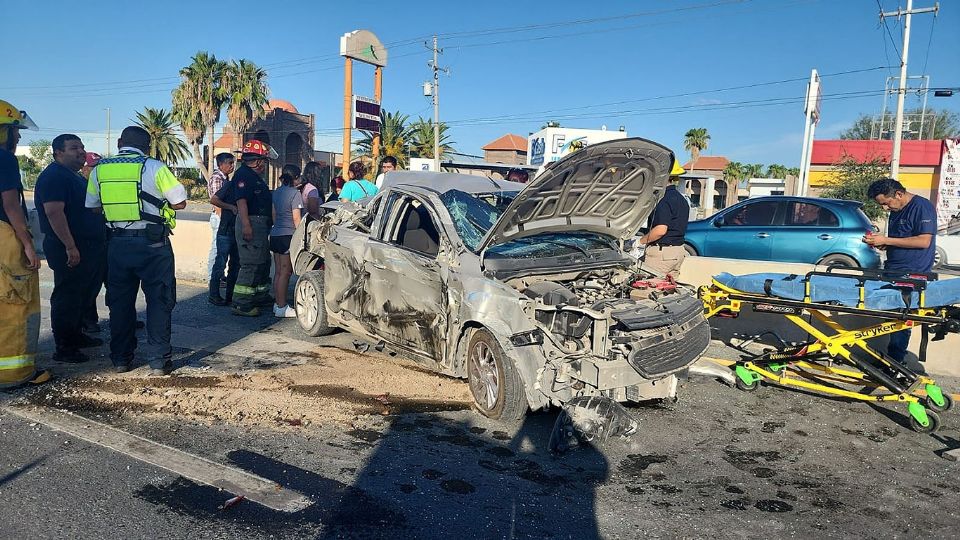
[295,279,318,328]
[469,341,500,410]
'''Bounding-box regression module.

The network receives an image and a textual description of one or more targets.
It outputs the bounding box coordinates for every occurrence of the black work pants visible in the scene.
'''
[45,237,106,353]
[106,234,176,369]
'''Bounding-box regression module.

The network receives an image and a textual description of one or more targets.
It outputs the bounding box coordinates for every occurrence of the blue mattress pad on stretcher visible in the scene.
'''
[714,272,960,311]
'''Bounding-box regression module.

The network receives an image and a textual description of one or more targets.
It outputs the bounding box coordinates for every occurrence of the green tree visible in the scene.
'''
[354,110,414,169]
[683,128,710,163]
[766,164,788,179]
[222,59,270,155]
[135,107,190,165]
[839,108,959,140]
[17,154,40,189]
[818,153,890,220]
[743,163,764,180]
[172,51,227,179]
[410,117,455,160]
[786,167,800,177]
[722,161,745,183]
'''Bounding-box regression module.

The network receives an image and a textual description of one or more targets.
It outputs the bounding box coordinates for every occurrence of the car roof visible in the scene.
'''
[732,196,862,207]
[381,171,526,195]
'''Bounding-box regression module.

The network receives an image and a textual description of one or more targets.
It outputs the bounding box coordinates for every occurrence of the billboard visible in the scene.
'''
[527,127,628,166]
[937,138,960,229]
[352,95,381,133]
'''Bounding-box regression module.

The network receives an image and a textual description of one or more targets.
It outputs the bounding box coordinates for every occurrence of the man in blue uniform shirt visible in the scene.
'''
[864,177,937,363]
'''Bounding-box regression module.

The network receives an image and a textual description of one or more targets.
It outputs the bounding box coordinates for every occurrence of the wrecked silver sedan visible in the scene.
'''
[290,138,710,420]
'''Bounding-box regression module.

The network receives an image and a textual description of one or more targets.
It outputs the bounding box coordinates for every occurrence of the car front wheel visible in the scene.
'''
[467,329,527,422]
[295,270,335,337]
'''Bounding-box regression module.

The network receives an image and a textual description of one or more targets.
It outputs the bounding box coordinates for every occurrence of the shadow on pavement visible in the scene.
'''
[132,411,608,539]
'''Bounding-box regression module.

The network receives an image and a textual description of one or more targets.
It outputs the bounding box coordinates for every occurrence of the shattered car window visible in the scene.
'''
[440,189,518,252]
[487,232,616,259]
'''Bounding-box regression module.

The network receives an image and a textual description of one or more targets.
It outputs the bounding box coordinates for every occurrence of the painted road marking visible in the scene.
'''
[5,406,312,513]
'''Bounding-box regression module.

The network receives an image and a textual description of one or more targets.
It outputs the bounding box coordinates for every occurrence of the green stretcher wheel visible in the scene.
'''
[926,393,954,413]
[908,409,941,434]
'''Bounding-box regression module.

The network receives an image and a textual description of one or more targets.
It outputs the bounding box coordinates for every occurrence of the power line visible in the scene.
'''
[876,0,903,59]
[919,10,937,78]
[0,0,777,93]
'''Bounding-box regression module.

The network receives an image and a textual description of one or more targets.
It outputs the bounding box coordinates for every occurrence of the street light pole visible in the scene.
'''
[881,0,938,179]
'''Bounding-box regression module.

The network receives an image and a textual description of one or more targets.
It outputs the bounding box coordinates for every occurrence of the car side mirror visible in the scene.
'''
[712,217,723,228]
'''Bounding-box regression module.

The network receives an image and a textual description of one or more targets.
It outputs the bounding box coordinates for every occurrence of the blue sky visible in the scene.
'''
[3,0,958,167]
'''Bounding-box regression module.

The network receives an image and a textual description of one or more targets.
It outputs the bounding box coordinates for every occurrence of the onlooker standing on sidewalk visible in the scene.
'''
[339,162,377,202]
[300,161,325,220]
[270,165,303,318]
[34,134,107,363]
[209,171,240,306]
[80,151,105,334]
[86,126,188,375]
[232,140,276,317]
[864,178,937,363]
[637,159,690,277]
[0,100,46,388]
[207,153,235,281]
[374,155,397,188]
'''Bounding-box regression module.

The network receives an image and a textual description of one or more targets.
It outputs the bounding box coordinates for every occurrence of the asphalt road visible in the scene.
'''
[2,272,959,538]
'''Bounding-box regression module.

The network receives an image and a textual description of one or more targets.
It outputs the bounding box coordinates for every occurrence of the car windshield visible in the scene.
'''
[440,189,518,251]
[486,232,617,259]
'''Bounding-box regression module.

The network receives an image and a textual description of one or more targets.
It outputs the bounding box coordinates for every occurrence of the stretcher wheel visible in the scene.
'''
[909,410,941,434]
[926,394,954,413]
[735,377,759,392]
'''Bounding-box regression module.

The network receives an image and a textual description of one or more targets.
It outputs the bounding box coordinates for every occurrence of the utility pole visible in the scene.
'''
[427,36,446,172]
[880,0,938,179]
[104,107,111,156]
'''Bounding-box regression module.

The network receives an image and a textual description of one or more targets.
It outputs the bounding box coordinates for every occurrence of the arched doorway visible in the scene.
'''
[285,132,303,166]
[689,179,702,207]
[713,180,728,210]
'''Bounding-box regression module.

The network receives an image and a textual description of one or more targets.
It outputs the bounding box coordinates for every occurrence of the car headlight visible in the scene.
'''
[510,329,544,347]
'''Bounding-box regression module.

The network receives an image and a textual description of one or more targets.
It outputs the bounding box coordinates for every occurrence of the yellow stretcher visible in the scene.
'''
[699,267,960,433]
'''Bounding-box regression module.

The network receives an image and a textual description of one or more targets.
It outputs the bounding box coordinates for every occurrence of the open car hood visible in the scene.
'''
[478,137,673,252]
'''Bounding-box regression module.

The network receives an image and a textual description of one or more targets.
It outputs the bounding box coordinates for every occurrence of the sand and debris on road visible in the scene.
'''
[26,346,473,429]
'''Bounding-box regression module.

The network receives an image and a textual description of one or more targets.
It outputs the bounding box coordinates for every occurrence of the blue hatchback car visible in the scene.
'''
[683,196,880,268]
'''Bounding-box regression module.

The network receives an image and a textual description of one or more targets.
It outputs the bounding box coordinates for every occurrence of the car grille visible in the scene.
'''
[618,300,711,379]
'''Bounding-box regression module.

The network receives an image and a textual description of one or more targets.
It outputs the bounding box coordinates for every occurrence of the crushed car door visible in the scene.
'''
[362,193,448,359]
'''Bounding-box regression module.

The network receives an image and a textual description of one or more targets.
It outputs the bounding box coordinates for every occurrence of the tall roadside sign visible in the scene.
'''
[341,30,387,173]
[797,69,821,197]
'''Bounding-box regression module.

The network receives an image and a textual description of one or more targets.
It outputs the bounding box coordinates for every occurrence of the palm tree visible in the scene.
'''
[409,117,455,159]
[723,161,745,184]
[766,164,788,179]
[171,51,227,180]
[222,59,270,155]
[354,110,414,168]
[744,163,764,180]
[683,128,710,164]
[134,107,190,165]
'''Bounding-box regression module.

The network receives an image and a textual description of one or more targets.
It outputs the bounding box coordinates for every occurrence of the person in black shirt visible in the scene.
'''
[35,134,107,362]
[209,175,241,305]
[231,140,276,316]
[638,158,690,277]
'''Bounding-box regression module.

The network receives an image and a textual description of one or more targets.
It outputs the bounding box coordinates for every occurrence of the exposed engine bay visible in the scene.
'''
[509,268,711,390]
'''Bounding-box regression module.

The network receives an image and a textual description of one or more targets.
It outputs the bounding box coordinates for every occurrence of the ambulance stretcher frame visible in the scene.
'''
[699,267,960,433]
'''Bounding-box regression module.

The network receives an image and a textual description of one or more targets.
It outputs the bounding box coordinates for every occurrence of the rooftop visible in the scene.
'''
[683,155,730,171]
[482,134,528,152]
